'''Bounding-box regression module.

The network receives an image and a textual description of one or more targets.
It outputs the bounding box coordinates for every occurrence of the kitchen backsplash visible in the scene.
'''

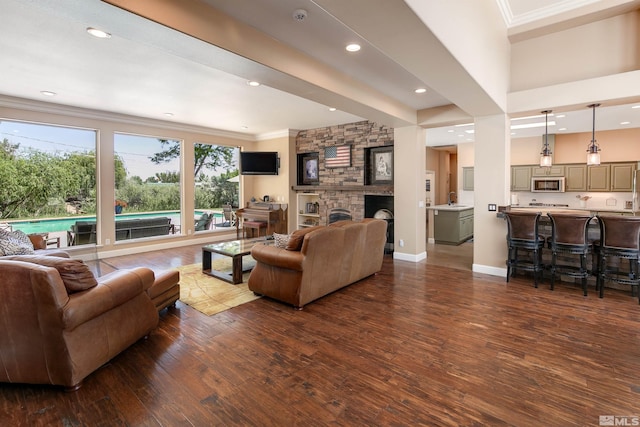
[511,191,634,210]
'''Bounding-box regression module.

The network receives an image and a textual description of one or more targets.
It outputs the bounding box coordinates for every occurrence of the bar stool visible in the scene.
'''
[243,220,267,239]
[546,213,595,296]
[505,211,546,288]
[595,215,640,302]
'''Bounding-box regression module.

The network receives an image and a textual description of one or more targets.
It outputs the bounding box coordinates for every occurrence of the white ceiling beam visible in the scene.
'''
[101,0,417,128]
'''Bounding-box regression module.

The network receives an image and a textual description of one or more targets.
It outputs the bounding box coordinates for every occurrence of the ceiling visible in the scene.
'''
[1,0,638,145]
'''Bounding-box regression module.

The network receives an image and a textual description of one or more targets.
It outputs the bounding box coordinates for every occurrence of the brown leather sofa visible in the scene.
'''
[248,219,387,309]
[0,255,159,391]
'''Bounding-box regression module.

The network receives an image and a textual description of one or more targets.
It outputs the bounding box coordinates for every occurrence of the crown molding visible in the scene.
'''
[0,95,257,141]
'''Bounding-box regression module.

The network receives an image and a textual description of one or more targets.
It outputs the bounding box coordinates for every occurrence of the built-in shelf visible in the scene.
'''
[292,185,393,194]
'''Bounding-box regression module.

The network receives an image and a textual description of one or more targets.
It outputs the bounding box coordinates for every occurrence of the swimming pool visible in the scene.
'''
[5,210,218,234]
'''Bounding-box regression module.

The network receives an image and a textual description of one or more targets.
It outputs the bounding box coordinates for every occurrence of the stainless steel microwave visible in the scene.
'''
[531,177,565,192]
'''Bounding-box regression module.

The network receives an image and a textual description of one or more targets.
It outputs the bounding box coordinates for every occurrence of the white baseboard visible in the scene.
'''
[393,251,427,262]
[473,263,507,278]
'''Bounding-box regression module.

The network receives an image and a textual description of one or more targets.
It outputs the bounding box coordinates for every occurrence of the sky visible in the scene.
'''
[1,120,181,179]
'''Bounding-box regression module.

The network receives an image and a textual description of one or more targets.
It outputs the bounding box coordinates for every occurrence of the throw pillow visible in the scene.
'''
[0,229,35,256]
[273,233,290,249]
[5,255,98,293]
[286,226,323,251]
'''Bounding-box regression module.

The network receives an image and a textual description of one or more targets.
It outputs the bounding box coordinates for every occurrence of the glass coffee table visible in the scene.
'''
[202,238,272,284]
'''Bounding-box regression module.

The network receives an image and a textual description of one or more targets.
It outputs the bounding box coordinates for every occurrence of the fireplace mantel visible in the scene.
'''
[292,185,393,194]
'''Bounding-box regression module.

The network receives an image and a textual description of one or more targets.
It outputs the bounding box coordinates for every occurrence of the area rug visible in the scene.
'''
[176,258,260,316]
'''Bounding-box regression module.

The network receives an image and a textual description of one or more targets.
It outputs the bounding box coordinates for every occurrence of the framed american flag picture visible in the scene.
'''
[324,145,351,168]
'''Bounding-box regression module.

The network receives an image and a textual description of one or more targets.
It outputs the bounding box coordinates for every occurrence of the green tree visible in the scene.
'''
[155,171,180,183]
[151,140,235,176]
[114,153,127,189]
[0,149,75,219]
[0,138,19,159]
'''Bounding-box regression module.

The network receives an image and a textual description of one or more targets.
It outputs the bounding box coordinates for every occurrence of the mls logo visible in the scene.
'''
[600,416,640,426]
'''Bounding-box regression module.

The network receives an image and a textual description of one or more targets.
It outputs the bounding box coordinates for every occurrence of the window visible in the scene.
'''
[193,142,239,231]
[114,134,181,240]
[0,119,96,247]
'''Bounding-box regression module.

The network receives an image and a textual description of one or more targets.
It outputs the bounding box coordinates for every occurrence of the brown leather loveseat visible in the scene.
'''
[0,255,160,391]
[248,219,387,309]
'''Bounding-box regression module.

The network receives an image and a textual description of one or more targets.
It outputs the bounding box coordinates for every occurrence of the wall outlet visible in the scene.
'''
[488,204,497,211]
[399,239,405,247]
[105,238,110,245]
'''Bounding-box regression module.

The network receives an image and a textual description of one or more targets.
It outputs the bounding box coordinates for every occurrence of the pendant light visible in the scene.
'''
[539,110,553,167]
[586,103,601,165]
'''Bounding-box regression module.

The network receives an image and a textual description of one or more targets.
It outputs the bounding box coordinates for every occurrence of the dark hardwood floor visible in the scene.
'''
[2,243,640,426]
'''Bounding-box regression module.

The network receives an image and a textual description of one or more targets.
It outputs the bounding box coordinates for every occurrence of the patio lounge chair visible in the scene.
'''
[214,205,235,228]
[195,213,213,231]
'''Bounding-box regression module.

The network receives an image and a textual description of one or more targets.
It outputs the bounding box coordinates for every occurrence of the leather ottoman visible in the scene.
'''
[147,269,180,312]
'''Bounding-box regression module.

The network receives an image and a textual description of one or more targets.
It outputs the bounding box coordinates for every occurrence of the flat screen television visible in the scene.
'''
[240,151,279,175]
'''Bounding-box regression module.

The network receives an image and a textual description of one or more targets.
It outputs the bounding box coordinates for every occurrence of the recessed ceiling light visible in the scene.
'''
[345,43,361,52]
[555,114,565,118]
[86,27,111,38]
[163,112,174,117]
[414,88,427,94]
[620,121,631,125]
[447,130,454,133]
[632,105,640,109]
[241,126,249,129]
[328,107,336,112]
[559,127,567,131]
[247,81,260,87]
[40,91,56,96]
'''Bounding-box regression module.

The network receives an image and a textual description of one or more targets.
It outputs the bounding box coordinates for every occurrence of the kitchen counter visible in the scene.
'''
[508,205,636,214]
[426,204,473,212]
[497,205,638,219]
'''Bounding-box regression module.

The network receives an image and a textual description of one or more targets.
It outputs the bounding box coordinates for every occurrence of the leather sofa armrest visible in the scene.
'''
[63,268,155,330]
[251,244,304,271]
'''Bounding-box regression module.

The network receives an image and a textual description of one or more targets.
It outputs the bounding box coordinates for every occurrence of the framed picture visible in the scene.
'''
[301,153,319,184]
[370,146,393,184]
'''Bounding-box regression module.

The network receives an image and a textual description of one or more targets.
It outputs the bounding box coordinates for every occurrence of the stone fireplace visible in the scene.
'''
[294,120,394,239]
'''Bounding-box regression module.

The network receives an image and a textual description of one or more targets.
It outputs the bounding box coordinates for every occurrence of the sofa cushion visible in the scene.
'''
[286,226,323,251]
[0,229,35,256]
[5,255,97,293]
[273,233,290,249]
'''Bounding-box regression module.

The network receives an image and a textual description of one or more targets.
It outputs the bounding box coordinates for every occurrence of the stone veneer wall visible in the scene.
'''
[296,120,394,223]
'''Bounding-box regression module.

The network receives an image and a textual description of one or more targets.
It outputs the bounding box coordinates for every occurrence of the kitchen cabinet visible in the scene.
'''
[433,207,473,245]
[511,166,532,191]
[297,193,320,229]
[510,162,636,193]
[462,167,474,191]
[587,164,611,191]
[610,162,636,191]
[565,164,587,191]
[531,165,565,176]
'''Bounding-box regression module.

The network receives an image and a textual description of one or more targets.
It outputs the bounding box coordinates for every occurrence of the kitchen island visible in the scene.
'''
[427,204,474,245]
